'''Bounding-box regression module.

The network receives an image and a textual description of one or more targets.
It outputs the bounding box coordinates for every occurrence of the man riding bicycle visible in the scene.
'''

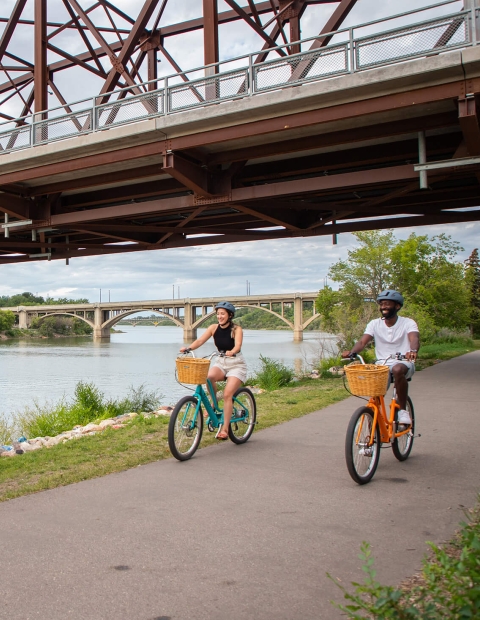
[342,290,420,426]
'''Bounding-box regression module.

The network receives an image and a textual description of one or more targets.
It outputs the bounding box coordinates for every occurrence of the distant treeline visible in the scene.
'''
[0,292,89,307]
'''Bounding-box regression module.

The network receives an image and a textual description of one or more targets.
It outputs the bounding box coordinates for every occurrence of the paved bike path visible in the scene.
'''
[0,351,479,620]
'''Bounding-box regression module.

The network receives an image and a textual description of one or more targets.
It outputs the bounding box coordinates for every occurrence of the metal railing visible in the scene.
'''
[0,1,475,156]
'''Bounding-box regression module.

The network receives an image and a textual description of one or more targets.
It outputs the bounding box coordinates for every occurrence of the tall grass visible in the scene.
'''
[250,355,294,390]
[3,382,162,442]
[419,332,476,360]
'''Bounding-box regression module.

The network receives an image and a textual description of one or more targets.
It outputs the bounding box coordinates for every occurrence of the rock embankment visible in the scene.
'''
[0,407,173,457]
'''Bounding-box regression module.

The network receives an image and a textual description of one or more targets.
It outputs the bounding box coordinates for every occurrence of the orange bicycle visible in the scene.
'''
[343,354,416,485]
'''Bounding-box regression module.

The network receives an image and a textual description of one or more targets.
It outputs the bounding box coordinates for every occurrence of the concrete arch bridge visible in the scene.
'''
[11,293,320,342]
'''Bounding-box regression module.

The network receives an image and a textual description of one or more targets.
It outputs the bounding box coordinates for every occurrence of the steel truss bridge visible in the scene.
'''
[0,1,480,265]
[10,292,319,341]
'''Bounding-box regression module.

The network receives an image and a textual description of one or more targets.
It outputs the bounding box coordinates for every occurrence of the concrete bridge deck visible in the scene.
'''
[0,351,478,619]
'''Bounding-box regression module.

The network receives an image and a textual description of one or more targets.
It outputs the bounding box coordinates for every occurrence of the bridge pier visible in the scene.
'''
[293,295,303,342]
[18,309,29,329]
[183,301,197,343]
[93,307,110,342]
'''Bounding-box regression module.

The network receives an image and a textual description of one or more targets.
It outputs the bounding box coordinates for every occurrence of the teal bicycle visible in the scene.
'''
[168,351,257,461]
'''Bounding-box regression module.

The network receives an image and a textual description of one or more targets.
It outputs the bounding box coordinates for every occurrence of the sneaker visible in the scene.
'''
[397,409,412,425]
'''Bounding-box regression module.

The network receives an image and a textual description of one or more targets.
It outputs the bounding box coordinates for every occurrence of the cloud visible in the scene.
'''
[2,220,479,303]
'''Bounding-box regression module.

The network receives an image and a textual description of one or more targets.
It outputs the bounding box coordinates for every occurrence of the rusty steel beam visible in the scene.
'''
[232,204,301,230]
[310,0,358,49]
[288,0,358,82]
[0,193,30,219]
[207,112,459,165]
[34,0,48,114]
[0,0,28,63]
[459,97,480,155]
[203,0,219,67]
[97,0,160,100]
[162,152,211,196]
[43,163,420,227]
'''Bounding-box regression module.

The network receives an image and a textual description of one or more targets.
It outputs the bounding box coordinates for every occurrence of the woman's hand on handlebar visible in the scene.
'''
[179,347,191,353]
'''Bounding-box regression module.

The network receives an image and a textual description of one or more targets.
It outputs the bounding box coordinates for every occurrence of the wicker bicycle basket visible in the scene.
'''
[176,357,211,384]
[344,363,390,397]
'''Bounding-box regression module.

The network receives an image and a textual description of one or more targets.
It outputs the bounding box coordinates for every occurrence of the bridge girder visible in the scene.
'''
[1,2,480,263]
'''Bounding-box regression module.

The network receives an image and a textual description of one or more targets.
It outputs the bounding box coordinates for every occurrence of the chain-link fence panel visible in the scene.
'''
[0,125,31,153]
[96,91,164,129]
[33,110,92,145]
[168,69,248,113]
[253,44,349,92]
[356,14,469,69]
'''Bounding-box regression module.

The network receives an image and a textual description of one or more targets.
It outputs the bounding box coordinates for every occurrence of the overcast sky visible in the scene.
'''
[1,0,477,303]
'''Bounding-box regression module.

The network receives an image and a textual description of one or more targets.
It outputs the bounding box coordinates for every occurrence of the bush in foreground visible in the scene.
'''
[329,499,480,619]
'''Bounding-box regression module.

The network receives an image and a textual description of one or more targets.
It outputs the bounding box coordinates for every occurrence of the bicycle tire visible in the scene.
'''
[228,387,257,444]
[168,395,203,461]
[345,406,380,485]
[392,396,415,461]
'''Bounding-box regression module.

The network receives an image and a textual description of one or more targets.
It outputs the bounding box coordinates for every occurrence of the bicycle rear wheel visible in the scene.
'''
[345,407,380,485]
[168,396,203,461]
[228,387,256,444]
[392,396,415,461]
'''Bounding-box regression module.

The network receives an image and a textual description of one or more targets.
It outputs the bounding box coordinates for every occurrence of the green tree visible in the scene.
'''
[465,248,480,337]
[0,310,15,331]
[315,230,470,348]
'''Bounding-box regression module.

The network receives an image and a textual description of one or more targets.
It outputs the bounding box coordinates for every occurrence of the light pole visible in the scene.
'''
[99,288,102,303]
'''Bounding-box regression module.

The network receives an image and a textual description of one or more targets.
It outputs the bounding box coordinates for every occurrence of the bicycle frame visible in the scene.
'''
[181,379,250,430]
[361,392,412,446]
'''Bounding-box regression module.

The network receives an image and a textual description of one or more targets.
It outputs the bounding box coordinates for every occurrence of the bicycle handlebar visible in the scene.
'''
[341,352,409,365]
[179,350,235,359]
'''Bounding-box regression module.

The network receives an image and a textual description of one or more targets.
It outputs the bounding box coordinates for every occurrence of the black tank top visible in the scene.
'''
[213,323,235,352]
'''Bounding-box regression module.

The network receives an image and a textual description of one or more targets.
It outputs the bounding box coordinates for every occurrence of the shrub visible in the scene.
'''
[251,355,293,390]
[0,309,15,331]
[329,500,480,619]
[11,382,163,439]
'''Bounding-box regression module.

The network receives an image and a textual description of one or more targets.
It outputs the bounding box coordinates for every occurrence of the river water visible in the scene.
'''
[0,326,337,421]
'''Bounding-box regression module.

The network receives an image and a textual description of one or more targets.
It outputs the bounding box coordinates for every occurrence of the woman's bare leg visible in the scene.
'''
[219,376,243,437]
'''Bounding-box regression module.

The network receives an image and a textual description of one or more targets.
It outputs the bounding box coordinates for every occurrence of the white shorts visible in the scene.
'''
[211,353,248,383]
[378,360,415,388]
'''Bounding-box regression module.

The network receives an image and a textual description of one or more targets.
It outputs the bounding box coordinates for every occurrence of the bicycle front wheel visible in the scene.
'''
[168,396,203,461]
[228,387,257,444]
[392,396,415,461]
[345,407,380,485]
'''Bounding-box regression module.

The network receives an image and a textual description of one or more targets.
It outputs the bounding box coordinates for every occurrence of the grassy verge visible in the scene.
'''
[415,338,480,370]
[0,377,348,502]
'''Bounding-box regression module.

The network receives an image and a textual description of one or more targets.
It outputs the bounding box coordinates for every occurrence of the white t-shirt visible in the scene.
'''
[364,316,419,364]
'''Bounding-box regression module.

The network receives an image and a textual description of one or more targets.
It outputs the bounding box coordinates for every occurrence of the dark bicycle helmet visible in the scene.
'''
[215,301,235,316]
[376,290,404,307]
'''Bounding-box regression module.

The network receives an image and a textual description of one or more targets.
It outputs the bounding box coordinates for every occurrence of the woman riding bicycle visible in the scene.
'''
[179,301,247,440]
